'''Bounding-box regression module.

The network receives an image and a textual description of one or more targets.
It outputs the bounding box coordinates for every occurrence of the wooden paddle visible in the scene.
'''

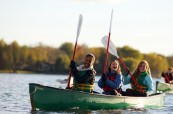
[101,36,144,93]
[66,14,83,89]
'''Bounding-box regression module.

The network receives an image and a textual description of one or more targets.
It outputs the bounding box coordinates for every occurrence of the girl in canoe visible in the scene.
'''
[123,60,154,96]
[69,53,96,93]
[161,67,173,84]
[98,60,123,95]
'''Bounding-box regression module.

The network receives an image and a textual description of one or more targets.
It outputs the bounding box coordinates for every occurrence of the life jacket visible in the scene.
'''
[103,73,122,93]
[72,70,95,92]
[131,72,148,93]
[72,83,94,92]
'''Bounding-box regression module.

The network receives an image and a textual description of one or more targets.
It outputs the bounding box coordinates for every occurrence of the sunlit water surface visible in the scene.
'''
[0,73,173,114]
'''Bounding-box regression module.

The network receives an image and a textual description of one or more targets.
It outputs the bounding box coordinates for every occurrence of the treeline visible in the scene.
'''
[0,39,173,77]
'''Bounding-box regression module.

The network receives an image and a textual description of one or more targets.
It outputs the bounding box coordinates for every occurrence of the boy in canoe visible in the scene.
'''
[69,53,96,92]
[123,60,154,96]
[98,60,123,95]
[161,67,173,84]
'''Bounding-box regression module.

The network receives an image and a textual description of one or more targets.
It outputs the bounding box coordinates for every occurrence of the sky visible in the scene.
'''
[0,0,173,56]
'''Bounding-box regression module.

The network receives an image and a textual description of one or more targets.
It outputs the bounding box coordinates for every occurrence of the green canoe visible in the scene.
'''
[156,81,173,93]
[29,83,165,111]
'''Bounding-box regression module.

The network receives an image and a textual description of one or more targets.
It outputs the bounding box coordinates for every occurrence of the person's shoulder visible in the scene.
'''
[86,68,96,74]
[145,73,151,77]
[116,74,123,80]
[145,74,153,80]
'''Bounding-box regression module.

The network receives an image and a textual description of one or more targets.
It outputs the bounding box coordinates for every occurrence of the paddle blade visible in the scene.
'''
[76,14,83,41]
[109,9,113,33]
[101,35,119,58]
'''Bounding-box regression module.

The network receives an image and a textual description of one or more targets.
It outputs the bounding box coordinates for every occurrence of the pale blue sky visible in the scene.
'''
[0,0,173,56]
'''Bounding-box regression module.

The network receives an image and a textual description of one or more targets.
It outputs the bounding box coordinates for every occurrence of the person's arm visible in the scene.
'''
[69,60,81,83]
[98,72,108,89]
[106,74,123,89]
[123,75,131,85]
[145,75,154,96]
[98,77,105,88]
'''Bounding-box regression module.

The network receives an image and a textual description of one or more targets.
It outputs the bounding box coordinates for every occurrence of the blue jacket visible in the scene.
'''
[98,72,123,94]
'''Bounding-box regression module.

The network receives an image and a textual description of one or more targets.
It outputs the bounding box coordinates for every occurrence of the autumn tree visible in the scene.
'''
[59,42,74,58]
[0,39,6,69]
[119,46,143,61]
[55,53,70,73]
[167,55,173,67]
[122,57,139,74]
[143,53,168,77]
[90,47,106,74]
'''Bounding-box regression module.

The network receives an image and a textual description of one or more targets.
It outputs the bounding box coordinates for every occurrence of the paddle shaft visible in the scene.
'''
[67,42,77,88]
[103,10,113,73]
[104,33,111,73]
[117,58,144,93]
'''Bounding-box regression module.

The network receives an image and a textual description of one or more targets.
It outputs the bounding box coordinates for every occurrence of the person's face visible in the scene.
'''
[110,61,118,71]
[83,56,94,68]
[139,63,147,73]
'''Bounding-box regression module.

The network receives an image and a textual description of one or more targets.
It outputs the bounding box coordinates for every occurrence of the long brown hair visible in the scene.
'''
[108,60,121,74]
[133,60,151,76]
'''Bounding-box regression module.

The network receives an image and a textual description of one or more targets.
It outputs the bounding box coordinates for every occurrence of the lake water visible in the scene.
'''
[0,73,173,114]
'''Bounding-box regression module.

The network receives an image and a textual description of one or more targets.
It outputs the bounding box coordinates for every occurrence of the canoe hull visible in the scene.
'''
[29,83,165,111]
[156,81,173,93]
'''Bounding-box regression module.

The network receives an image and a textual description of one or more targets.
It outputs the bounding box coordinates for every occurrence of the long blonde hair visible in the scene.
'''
[133,60,151,76]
